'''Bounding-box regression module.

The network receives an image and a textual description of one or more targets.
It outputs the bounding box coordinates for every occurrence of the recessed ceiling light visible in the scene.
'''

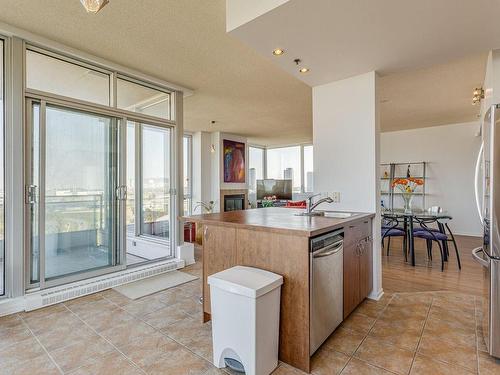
[299,67,310,73]
[272,48,285,56]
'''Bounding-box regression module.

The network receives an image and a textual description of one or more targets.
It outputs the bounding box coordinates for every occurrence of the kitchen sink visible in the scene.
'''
[295,211,356,218]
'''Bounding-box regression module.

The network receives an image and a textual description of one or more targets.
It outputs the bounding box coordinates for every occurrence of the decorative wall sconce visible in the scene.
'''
[472,87,485,105]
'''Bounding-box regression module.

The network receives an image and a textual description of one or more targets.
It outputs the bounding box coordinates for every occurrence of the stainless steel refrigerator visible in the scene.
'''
[473,104,500,358]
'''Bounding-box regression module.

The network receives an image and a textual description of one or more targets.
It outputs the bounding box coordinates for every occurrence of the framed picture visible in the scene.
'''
[223,139,245,183]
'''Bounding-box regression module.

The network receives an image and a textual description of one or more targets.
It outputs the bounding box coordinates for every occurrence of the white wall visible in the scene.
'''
[313,71,382,300]
[381,122,482,236]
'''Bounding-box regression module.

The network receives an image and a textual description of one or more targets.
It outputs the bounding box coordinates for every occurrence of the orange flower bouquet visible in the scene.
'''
[391,178,424,212]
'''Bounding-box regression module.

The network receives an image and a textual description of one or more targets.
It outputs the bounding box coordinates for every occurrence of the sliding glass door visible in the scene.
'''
[125,122,172,264]
[27,100,121,287]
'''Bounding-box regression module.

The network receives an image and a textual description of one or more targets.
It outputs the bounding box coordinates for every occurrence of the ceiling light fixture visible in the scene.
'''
[472,87,484,105]
[272,48,285,56]
[299,67,310,73]
[80,0,109,13]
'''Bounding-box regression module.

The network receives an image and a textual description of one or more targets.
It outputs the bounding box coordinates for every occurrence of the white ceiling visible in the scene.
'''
[0,0,496,142]
[229,0,500,87]
[379,54,487,131]
[0,0,312,146]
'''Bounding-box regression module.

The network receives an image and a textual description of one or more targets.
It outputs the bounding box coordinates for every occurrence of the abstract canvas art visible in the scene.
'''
[223,139,245,183]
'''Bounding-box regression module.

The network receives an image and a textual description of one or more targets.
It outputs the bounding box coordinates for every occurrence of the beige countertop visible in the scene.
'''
[182,207,375,237]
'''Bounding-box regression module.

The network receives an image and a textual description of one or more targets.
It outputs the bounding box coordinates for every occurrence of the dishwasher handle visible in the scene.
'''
[313,241,343,258]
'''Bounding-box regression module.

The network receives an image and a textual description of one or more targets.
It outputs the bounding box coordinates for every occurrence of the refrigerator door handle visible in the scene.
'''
[475,142,484,224]
[472,247,490,268]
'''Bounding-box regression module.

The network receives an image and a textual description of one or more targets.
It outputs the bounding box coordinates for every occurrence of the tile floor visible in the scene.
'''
[1,260,500,374]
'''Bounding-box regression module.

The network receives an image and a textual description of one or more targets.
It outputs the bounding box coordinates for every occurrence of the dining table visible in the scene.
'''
[382,208,452,266]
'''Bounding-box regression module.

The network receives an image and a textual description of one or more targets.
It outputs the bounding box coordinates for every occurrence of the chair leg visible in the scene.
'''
[446,224,461,270]
[435,240,444,271]
[387,237,391,256]
[426,239,433,261]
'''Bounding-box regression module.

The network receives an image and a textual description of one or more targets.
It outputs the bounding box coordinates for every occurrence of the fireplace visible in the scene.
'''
[224,194,245,212]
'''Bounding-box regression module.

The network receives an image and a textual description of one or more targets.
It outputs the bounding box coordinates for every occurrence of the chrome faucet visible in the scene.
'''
[307,194,334,214]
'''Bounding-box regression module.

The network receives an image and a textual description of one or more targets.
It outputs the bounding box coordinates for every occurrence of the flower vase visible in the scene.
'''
[402,193,413,213]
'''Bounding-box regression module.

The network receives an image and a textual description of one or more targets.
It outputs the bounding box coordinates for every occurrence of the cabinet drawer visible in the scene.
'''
[345,219,371,245]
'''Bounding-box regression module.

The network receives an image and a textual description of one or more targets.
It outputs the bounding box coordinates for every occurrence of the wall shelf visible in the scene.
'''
[380,162,427,210]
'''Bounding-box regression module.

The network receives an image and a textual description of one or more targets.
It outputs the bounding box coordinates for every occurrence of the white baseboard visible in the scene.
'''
[1,259,185,317]
[368,288,384,301]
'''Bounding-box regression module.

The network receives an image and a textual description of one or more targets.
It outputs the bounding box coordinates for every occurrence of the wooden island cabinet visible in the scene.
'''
[183,208,375,373]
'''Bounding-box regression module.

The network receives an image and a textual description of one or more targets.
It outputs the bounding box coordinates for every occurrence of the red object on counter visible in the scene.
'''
[285,200,307,208]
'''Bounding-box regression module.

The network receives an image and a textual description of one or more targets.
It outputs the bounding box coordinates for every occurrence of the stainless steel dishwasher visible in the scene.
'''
[310,230,344,355]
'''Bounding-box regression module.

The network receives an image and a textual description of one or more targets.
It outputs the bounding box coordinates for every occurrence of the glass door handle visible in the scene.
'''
[25,185,37,204]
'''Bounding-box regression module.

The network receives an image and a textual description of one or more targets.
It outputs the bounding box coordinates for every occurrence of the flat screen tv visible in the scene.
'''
[256,179,293,200]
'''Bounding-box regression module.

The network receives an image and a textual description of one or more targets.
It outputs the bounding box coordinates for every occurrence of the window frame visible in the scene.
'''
[22,44,181,289]
[260,143,313,195]
[183,134,193,216]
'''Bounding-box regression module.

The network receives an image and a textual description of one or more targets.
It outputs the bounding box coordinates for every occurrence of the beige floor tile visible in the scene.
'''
[80,305,135,332]
[50,334,115,373]
[120,331,184,365]
[23,309,81,335]
[20,304,67,320]
[67,298,117,319]
[354,336,414,375]
[424,316,476,337]
[323,327,366,355]
[271,362,307,375]
[0,314,24,330]
[0,323,33,350]
[368,318,423,351]
[161,314,211,344]
[0,336,46,368]
[340,312,376,335]
[122,297,168,317]
[428,304,475,326]
[421,324,476,348]
[390,293,433,307]
[417,334,478,372]
[478,351,500,375]
[155,288,193,305]
[410,353,475,375]
[69,351,143,375]
[142,304,191,330]
[137,347,212,375]
[100,288,132,306]
[5,354,60,375]
[340,358,393,374]
[353,300,387,319]
[183,328,214,361]
[378,304,429,322]
[36,323,98,352]
[311,347,350,375]
[100,319,157,349]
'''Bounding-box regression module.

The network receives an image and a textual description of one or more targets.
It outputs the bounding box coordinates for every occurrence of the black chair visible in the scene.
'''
[414,217,461,270]
[381,216,407,260]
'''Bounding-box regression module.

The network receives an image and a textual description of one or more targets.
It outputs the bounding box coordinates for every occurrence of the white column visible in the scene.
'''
[313,71,383,300]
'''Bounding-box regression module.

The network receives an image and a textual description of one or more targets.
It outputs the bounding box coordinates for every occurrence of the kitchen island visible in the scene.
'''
[182,207,375,373]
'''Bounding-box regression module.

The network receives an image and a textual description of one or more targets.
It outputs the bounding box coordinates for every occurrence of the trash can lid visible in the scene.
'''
[208,266,283,298]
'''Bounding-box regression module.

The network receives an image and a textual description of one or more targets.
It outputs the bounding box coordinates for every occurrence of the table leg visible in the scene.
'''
[409,218,415,266]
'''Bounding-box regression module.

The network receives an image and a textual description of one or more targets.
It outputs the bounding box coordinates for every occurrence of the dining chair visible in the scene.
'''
[412,217,446,271]
[414,211,461,270]
[381,216,407,260]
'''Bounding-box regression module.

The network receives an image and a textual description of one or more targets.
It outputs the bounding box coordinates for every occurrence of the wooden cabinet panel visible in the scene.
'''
[343,219,373,318]
[343,241,360,318]
[202,224,237,315]
[359,239,373,300]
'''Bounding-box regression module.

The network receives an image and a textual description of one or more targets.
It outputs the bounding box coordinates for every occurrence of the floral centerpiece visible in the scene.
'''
[391,178,424,213]
[262,195,277,208]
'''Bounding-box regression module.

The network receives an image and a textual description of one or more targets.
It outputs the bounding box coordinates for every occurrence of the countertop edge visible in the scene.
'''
[181,211,376,237]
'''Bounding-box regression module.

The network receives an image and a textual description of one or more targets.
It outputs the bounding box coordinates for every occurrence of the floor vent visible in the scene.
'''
[25,260,182,311]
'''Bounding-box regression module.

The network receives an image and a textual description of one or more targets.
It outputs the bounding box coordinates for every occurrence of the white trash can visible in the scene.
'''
[208,266,283,375]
